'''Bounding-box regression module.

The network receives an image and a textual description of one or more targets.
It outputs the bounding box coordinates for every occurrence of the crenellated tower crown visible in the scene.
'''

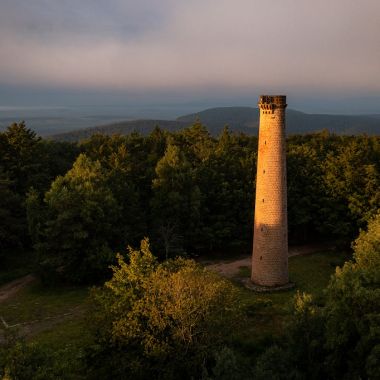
[258,95,287,112]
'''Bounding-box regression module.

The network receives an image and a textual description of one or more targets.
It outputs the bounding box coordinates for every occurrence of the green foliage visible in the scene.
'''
[29,154,120,283]
[1,122,42,194]
[0,174,25,255]
[352,210,380,271]
[87,238,241,379]
[57,124,256,259]
[80,133,153,245]
[254,345,301,380]
[254,292,326,380]
[1,122,378,282]
[0,122,79,257]
[287,144,325,241]
[323,212,380,379]
[151,143,201,256]
[0,122,42,254]
[323,137,380,233]
[0,123,79,194]
[287,133,377,241]
[203,346,251,380]
[195,127,255,251]
[1,339,84,380]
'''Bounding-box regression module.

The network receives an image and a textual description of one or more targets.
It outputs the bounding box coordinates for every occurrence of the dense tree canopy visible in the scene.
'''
[27,154,120,283]
[1,121,379,281]
[0,123,79,257]
[323,211,380,379]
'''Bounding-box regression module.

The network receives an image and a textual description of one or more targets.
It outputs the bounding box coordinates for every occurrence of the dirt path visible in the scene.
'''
[206,243,334,278]
[0,274,36,303]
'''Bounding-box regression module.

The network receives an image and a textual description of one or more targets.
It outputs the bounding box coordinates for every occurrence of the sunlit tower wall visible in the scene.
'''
[251,95,289,287]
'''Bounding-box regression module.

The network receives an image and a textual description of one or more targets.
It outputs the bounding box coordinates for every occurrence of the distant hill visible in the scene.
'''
[178,107,380,135]
[51,119,189,142]
[0,116,132,136]
[51,107,380,141]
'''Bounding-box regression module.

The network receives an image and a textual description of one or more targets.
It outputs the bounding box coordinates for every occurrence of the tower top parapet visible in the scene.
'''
[258,95,287,109]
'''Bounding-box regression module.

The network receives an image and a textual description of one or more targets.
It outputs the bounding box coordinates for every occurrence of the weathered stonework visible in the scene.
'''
[251,95,289,287]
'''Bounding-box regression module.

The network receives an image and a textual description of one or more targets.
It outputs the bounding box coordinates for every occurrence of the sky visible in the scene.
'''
[0,0,379,115]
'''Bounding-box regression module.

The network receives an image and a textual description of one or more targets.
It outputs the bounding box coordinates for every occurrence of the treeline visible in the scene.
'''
[0,122,379,283]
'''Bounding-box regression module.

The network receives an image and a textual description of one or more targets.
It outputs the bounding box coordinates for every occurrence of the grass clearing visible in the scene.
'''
[230,250,350,356]
[0,280,90,354]
[0,280,88,326]
[33,314,92,349]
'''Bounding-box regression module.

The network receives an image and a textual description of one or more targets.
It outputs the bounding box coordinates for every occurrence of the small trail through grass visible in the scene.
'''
[0,276,88,342]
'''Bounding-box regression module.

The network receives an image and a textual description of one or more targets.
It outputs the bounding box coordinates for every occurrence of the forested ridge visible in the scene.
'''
[50,107,380,142]
[178,107,380,135]
[0,121,379,379]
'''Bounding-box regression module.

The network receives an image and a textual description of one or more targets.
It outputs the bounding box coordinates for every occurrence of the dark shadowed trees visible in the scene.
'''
[28,154,120,283]
[151,144,201,257]
[0,123,79,257]
[323,211,380,379]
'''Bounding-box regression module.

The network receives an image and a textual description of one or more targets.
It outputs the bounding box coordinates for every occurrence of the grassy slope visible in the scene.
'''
[0,281,88,325]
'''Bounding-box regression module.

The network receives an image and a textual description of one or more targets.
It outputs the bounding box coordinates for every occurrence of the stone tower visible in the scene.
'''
[251,95,289,287]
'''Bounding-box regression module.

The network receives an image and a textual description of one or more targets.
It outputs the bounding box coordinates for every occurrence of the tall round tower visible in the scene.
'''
[251,95,289,287]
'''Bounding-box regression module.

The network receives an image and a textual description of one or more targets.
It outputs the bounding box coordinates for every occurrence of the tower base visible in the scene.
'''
[242,279,295,293]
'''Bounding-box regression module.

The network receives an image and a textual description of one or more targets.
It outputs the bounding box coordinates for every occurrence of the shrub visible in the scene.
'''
[87,238,241,379]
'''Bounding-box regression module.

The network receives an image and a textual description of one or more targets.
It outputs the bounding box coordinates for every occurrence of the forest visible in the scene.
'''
[0,121,379,379]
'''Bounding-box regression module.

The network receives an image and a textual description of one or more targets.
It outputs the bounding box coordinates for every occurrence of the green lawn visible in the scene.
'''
[33,314,92,349]
[0,279,91,379]
[0,280,88,326]
[230,250,350,355]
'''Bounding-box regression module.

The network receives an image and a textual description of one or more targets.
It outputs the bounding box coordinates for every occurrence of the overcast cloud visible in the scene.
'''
[0,0,379,112]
